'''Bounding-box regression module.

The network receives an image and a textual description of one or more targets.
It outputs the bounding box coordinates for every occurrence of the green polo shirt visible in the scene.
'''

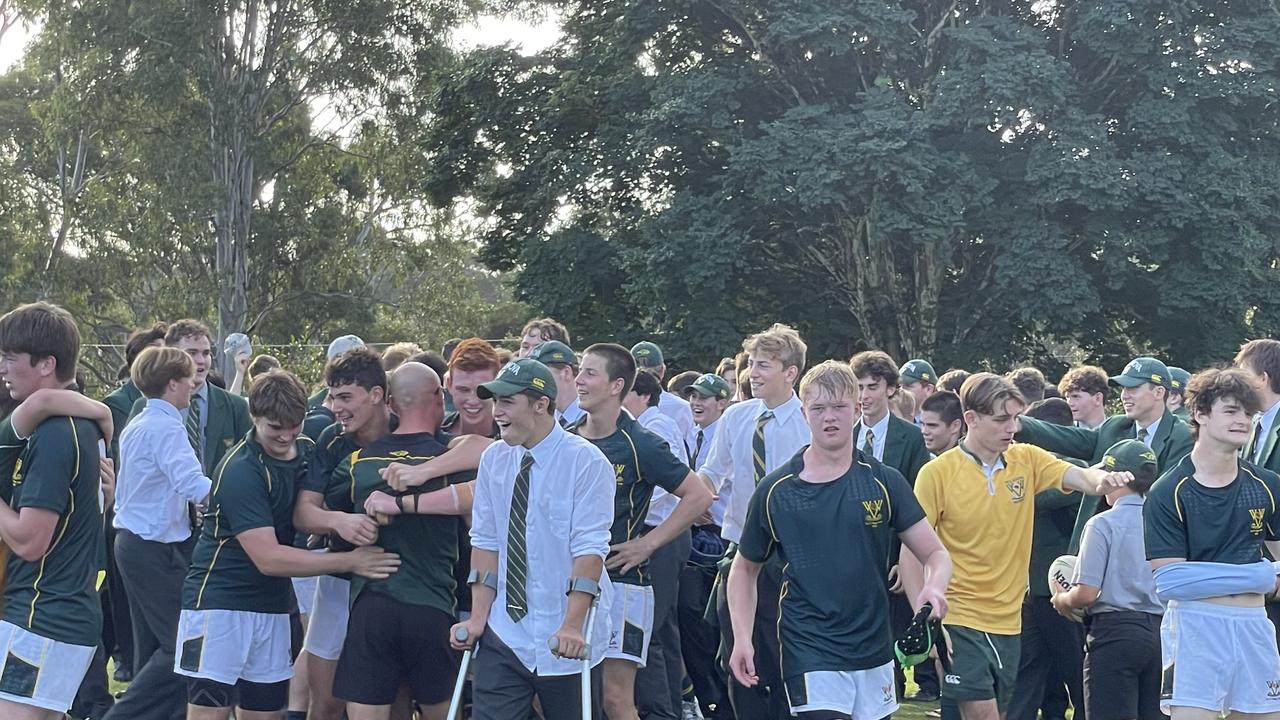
[4,416,104,646]
[570,410,688,586]
[183,432,312,613]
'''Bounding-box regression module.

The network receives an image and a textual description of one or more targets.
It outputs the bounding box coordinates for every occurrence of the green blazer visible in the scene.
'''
[102,379,143,463]
[128,383,251,475]
[854,414,929,486]
[1015,408,1192,551]
[1243,406,1280,476]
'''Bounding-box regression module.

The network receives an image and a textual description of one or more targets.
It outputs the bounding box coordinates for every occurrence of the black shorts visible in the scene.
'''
[332,591,460,706]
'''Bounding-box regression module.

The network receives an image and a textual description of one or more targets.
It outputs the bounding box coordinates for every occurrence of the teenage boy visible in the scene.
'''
[107,347,214,720]
[920,391,964,457]
[1057,366,1109,430]
[900,358,938,425]
[631,341,695,440]
[849,350,932,700]
[292,348,390,720]
[444,338,502,438]
[899,372,1134,720]
[516,317,571,358]
[175,371,400,720]
[0,301,106,720]
[680,373,732,717]
[1015,357,1193,551]
[1166,367,1190,421]
[1051,440,1162,720]
[528,340,585,426]
[1144,368,1280,719]
[626,369,696,717]
[327,363,467,720]
[129,320,252,476]
[700,324,811,720]
[573,343,712,720]
[729,360,953,719]
[452,357,613,719]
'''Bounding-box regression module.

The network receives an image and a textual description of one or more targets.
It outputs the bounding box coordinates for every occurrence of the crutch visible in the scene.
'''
[447,626,474,719]
[549,597,601,719]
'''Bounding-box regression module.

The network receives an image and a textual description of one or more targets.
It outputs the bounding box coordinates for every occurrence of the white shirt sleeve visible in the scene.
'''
[161,423,212,502]
[470,450,500,552]
[698,409,736,493]
[569,449,614,559]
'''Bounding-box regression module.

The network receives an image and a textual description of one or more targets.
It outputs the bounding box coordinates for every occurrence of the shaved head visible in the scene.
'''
[389,361,442,410]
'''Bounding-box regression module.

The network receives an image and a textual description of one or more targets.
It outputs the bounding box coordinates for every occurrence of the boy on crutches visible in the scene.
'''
[450,358,616,719]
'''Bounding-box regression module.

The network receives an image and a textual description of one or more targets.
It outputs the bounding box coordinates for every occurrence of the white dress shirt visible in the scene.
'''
[687,419,727,525]
[560,397,586,427]
[698,393,810,543]
[114,398,213,542]
[469,423,616,676]
[855,411,891,461]
[1135,415,1161,447]
[638,406,690,527]
[658,391,695,440]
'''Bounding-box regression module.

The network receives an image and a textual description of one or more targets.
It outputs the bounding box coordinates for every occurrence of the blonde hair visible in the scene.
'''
[960,372,1025,416]
[892,390,917,420]
[742,323,807,374]
[131,346,196,398]
[798,360,858,405]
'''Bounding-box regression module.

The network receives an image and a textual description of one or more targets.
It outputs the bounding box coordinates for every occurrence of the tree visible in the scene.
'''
[422,0,1280,372]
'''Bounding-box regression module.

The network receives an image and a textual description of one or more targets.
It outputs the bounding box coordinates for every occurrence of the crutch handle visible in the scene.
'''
[454,626,469,642]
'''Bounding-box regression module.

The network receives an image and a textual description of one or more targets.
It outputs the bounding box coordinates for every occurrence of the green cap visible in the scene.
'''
[685,373,731,400]
[899,359,937,385]
[477,358,557,401]
[1110,357,1172,389]
[630,341,664,368]
[1168,366,1190,393]
[528,340,576,367]
[1102,439,1158,476]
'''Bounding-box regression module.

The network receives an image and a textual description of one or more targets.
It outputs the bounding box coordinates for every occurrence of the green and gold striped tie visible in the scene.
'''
[753,411,774,484]
[186,395,202,464]
[863,428,876,458]
[505,453,534,622]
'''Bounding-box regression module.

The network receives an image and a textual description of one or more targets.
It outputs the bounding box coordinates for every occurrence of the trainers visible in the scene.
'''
[681,700,704,720]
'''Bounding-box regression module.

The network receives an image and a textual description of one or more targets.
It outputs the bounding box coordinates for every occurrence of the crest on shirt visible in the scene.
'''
[10,458,21,487]
[1005,476,1026,503]
[1250,507,1267,535]
[614,463,627,485]
[862,499,884,527]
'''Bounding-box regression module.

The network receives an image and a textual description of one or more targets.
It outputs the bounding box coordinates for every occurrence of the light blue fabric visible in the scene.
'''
[1152,560,1278,603]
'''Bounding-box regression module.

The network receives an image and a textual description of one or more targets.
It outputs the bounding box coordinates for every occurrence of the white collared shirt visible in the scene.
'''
[687,419,727,525]
[1254,400,1280,463]
[560,397,586,427]
[856,411,891,461]
[658,391,695,440]
[698,393,810,543]
[469,424,616,676]
[114,398,213,542]
[1135,415,1161,447]
[638,406,690,526]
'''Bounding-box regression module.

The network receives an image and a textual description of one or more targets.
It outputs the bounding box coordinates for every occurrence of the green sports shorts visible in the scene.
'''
[941,624,1021,710]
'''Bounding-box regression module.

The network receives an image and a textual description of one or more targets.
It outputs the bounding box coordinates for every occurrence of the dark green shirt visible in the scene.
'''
[328,432,465,614]
[739,448,925,679]
[571,411,688,586]
[308,388,328,410]
[302,408,335,444]
[5,416,104,646]
[102,379,142,463]
[1145,456,1280,564]
[183,432,312,613]
[1028,455,1085,597]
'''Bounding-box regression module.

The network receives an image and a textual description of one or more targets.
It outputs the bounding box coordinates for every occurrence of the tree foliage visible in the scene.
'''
[422,0,1280,373]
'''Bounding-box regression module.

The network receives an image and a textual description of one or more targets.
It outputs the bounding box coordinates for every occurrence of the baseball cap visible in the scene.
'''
[528,340,576,367]
[684,373,731,400]
[1110,357,1171,389]
[477,358,557,401]
[326,334,364,360]
[630,341,664,369]
[1102,439,1159,482]
[1168,366,1190,394]
[900,359,937,386]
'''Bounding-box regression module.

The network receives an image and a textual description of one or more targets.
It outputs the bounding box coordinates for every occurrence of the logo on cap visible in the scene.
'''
[531,377,546,389]
[502,361,521,376]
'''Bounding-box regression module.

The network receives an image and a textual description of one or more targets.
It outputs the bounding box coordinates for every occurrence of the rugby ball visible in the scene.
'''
[1047,554,1085,621]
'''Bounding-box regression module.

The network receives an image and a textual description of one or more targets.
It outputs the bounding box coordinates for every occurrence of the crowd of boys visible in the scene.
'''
[1,300,1279,720]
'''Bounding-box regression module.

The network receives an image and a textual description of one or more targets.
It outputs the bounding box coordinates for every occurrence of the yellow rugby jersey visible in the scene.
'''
[914,443,1072,634]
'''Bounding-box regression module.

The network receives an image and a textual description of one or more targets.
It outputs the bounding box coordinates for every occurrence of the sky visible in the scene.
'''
[0,12,559,73]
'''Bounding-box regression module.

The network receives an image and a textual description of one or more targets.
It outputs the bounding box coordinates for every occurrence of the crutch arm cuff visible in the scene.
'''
[566,576,601,598]
[467,569,499,591]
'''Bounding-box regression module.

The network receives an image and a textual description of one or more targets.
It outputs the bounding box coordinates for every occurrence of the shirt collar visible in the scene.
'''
[526,421,567,466]
[861,411,891,442]
[1260,400,1280,432]
[1136,414,1161,443]
[192,380,210,404]
[762,392,801,423]
[145,397,183,419]
[1113,495,1145,508]
[959,441,1006,475]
